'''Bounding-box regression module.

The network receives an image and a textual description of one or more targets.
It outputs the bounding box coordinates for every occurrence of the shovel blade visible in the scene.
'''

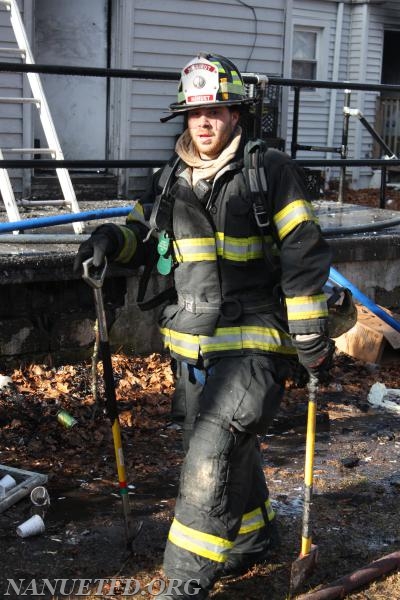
[290,544,319,594]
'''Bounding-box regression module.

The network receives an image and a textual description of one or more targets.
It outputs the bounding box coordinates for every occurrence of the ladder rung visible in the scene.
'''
[3,148,57,154]
[0,97,40,104]
[0,47,25,56]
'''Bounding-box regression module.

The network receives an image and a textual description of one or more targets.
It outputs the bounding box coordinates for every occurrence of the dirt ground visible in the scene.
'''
[0,348,399,600]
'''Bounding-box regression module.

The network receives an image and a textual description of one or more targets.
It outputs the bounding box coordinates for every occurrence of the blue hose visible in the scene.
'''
[329,266,400,334]
[0,206,134,234]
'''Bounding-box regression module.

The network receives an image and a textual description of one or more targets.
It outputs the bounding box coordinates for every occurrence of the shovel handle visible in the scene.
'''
[301,375,318,556]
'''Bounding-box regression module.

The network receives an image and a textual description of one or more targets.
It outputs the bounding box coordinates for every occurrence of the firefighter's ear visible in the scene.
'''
[230,108,240,128]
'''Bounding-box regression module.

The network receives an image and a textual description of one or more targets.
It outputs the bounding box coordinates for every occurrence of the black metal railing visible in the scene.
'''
[1,61,400,208]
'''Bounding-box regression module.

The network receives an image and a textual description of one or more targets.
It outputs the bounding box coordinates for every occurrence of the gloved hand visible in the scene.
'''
[292,333,335,382]
[73,224,121,273]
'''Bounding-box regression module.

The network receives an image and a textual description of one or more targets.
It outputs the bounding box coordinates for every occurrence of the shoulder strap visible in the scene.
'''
[137,155,180,311]
[149,154,181,233]
[243,139,270,230]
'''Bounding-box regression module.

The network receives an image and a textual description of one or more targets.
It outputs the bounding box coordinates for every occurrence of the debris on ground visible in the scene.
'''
[0,351,399,599]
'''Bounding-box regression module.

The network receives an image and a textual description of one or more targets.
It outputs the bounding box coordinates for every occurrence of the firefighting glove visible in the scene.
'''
[292,333,335,383]
[73,224,121,273]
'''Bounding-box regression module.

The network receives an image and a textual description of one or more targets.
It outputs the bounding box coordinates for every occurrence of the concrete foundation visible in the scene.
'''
[0,201,399,367]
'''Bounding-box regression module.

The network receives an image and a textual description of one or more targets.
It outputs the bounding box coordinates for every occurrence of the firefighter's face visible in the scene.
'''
[187,106,239,159]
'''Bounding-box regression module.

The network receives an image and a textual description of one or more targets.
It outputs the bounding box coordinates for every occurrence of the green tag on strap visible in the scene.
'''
[157,230,172,275]
[157,231,170,256]
[157,254,173,275]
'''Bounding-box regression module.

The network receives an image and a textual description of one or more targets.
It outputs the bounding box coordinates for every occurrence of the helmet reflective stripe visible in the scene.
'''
[168,517,233,563]
[286,294,329,321]
[273,199,319,241]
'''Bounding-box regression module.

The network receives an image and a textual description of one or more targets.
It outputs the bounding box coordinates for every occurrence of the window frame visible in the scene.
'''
[291,22,328,101]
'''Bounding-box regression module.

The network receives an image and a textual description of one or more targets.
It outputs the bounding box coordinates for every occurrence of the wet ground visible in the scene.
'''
[0,352,399,599]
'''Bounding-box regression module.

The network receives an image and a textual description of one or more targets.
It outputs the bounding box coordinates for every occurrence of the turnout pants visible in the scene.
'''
[164,355,287,596]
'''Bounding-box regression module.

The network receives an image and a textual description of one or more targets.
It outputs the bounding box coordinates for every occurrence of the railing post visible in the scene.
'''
[338,89,351,203]
[380,166,387,209]
[291,87,300,159]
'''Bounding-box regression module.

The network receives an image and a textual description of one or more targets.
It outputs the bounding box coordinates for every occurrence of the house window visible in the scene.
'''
[292,28,319,85]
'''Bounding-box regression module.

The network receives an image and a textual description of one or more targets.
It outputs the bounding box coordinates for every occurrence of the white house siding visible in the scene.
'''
[0,0,29,200]
[126,0,286,196]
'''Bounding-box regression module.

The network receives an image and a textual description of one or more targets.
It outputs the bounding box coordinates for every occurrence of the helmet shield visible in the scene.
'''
[168,53,251,116]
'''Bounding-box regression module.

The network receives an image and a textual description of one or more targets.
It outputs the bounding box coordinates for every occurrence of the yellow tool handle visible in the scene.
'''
[301,378,318,556]
[112,418,128,491]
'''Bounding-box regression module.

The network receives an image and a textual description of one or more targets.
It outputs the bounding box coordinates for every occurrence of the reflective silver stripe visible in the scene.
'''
[216,232,268,261]
[174,237,216,262]
[199,326,296,355]
[238,500,275,535]
[175,234,271,263]
[286,294,328,320]
[274,199,318,241]
[168,518,233,563]
[160,328,200,360]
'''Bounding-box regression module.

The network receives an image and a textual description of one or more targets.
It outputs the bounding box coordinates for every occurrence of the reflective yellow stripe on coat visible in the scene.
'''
[274,199,318,241]
[168,518,233,563]
[238,498,275,535]
[160,326,297,360]
[286,294,328,321]
[174,233,273,263]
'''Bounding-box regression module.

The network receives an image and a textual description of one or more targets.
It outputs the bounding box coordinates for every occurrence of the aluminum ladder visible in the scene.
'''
[0,0,84,233]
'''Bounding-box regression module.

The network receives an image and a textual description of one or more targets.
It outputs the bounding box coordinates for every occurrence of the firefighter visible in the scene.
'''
[74,53,334,599]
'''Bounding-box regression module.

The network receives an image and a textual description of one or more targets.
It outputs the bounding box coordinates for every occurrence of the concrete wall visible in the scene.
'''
[0,267,164,368]
[1,231,400,367]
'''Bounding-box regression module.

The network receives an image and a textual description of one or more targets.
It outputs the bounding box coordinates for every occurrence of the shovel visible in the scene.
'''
[82,257,142,548]
[290,375,319,595]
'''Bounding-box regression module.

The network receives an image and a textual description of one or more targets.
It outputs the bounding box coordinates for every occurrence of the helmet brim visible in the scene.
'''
[168,98,253,113]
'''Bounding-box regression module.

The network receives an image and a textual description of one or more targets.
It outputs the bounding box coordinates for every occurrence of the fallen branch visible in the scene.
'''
[295,550,400,600]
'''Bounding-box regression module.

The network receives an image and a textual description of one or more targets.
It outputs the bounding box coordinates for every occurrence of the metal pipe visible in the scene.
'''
[338,90,351,203]
[3,61,400,94]
[0,206,133,234]
[2,158,400,169]
[325,2,344,188]
[0,234,89,243]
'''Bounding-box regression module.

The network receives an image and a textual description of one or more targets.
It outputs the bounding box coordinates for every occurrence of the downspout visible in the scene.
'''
[281,0,293,146]
[325,2,344,189]
[110,0,134,197]
[352,2,369,186]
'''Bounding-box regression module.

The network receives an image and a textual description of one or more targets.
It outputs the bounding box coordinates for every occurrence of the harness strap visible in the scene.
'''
[178,296,280,316]
[243,139,269,230]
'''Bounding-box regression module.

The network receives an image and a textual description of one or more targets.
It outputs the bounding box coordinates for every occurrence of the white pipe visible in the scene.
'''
[325,2,344,188]
[352,3,369,186]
